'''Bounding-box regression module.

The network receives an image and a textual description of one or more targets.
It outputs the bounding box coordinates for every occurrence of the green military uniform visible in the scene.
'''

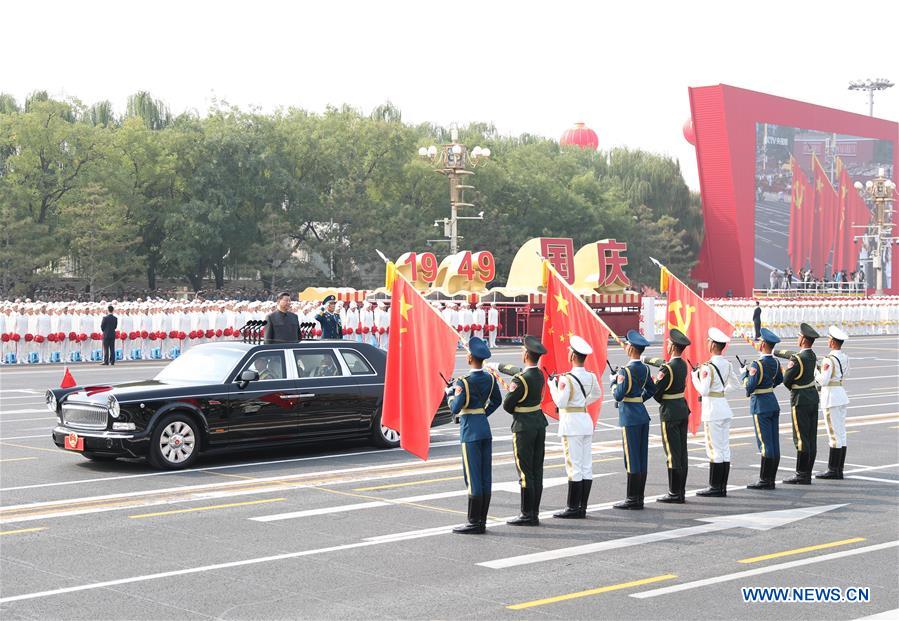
[644,328,692,503]
[775,323,820,484]
[495,335,548,526]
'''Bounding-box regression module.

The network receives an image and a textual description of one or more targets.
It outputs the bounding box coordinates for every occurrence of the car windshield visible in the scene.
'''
[154,346,248,384]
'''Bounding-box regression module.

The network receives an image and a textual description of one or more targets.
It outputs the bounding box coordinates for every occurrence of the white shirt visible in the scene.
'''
[549,366,602,436]
[691,354,736,421]
[816,349,849,408]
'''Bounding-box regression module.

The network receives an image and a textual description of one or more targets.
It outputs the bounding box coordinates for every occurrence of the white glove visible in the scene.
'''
[608,373,617,384]
[444,385,455,396]
[639,354,647,363]
[485,362,498,371]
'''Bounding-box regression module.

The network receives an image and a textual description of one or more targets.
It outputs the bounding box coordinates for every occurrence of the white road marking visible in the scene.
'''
[847,475,899,484]
[630,541,899,599]
[0,409,48,415]
[856,607,899,620]
[478,505,846,569]
[0,434,48,440]
[0,390,40,394]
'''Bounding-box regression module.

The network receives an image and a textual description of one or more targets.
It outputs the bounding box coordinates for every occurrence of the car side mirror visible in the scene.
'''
[237,369,259,389]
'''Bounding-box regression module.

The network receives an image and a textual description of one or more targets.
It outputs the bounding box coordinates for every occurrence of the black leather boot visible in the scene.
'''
[697,463,726,497]
[532,485,543,525]
[747,457,775,490]
[784,452,812,484]
[719,462,730,496]
[453,496,485,534]
[815,447,843,480]
[839,447,847,476]
[657,469,683,503]
[507,488,534,526]
[614,473,644,510]
[577,479,592,517]
[553,481,583,518]
[480,492,491,527]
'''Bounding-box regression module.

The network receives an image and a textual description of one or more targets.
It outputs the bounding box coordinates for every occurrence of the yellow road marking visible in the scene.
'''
[507,574,677,610]
[129,498,285,519]
[0,527,46,536]
[0,457,37,463]
[737,537,866,564]
[354,476,463,491]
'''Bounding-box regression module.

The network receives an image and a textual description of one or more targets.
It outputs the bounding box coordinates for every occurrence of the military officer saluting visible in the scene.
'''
[643,328,691,503]
[816,326,850,479]
[548,335,602,519]
[611,330,656,510]
[774,322,820,485]
[447,336,502,534]
[691,327,737,498]
[743,328,785,490]
[491,335,548,526]
[315,295,344,340]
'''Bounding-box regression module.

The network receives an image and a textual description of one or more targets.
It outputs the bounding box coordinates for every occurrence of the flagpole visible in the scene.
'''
[649,256,758,351]
[376,249,470,352]
[539,254,627,351]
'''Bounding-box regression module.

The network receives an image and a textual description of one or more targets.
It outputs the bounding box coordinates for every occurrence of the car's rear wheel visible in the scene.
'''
[370,409,400,449]
[149,413,200,469]
[82,452,117,462]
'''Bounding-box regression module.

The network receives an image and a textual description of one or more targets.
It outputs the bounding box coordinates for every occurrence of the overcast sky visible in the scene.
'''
[6,0,897,189]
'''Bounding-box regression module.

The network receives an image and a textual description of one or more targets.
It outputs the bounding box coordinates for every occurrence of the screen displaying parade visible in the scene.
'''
[1,3,897,620]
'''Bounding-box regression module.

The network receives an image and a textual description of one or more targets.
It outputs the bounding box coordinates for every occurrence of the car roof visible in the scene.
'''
[197,340,370,352]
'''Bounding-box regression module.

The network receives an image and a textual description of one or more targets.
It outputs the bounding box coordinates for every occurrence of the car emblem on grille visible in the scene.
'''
[67,432,78,448]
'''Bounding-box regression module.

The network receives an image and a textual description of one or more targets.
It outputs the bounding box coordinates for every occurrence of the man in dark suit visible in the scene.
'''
[752,301,762,340]
[264,292,301,344]
[100,305,118,366]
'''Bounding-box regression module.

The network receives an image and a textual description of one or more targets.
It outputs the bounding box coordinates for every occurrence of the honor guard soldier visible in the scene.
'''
[491,335,548,526]
[611,330,656,510]
[315,295,344,340]
[691,327,737,497]
[643,328,691,503]
[742,328,785,490]
[548,335,602,519]
[774,322,820,485]
[816,326,850,479]
[447,337,502,534]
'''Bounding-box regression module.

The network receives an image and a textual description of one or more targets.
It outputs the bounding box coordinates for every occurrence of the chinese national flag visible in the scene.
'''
[381,264,459,460]
[661,268,735,435]
[788,156,811,273]
[835,162,851,273]
[812,154,838,276]
[540,261,610,424]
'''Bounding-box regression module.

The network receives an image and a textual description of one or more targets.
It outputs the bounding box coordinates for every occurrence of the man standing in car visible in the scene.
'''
[264,292,301,344]
[100,305,118,366]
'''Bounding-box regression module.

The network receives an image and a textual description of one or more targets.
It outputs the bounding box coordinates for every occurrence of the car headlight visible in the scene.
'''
[46,391,57,413]
[108,395,120,419]
[112,422,136,431]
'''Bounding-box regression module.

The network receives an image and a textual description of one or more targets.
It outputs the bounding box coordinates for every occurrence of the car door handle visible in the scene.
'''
[283,393,315,399]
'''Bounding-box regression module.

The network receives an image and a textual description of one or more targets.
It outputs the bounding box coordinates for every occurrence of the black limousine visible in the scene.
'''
[48,341,452,469]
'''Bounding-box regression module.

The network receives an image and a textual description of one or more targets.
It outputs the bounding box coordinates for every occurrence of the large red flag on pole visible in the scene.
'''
[381,261,461,460]
[788,156,812,273]
[657,261,736,435]
[540,259,620,424]
[811,153,838,276]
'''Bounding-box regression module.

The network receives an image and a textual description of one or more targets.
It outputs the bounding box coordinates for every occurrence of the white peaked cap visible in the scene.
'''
[708,327,731,343]
[828,326,849,341]
[569,335,593,356]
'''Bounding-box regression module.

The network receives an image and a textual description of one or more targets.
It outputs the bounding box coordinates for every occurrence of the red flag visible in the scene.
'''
[788,156,812,273]
[540,261,611,424]
[60,366,77,389]
[811,154,838,276]
[835,161,852,273]
[661,268,735,435]
[381,264,459,460]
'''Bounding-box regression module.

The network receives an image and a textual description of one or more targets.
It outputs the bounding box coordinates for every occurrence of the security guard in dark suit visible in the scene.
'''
[743,327,785,490]
[493,335,548,526]
[775,322,820,484]
[314,295,344,340]
[611,330,656,510]
[447,336,502,534]
[644,328,691,504]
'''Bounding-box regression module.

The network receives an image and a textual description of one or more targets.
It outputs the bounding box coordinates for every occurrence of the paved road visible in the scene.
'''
[755,198,792,286]
[1,336,897,619]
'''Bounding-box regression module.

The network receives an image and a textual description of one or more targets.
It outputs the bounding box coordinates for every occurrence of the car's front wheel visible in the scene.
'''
[370,409,400,449]
[149,413,200,469]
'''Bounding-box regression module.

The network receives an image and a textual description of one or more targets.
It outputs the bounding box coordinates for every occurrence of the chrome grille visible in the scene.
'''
[62,403,108,430]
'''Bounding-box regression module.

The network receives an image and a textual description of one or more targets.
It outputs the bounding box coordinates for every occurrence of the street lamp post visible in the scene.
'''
[854,168,897,295]
[419,128,490,254]
[848,78,894,117]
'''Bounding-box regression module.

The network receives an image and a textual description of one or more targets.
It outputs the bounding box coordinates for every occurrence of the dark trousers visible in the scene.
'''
[660,419,688,471]
[461,439,492,497]
[791,403,818,470]
[753,412,780,458]
[102,338,116,365]
[622,423,649,474]
[512,428,545,490]
[753,320,761,340]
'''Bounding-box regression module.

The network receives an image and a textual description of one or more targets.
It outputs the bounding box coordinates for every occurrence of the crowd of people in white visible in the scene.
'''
[0,298,502,364]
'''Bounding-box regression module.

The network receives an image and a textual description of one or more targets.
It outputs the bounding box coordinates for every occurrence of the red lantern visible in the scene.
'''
[149,332,157,341]
[683,118,696,145]
[79,333,87,342]
[188,330,197,339]
[215,329,223,338]
[355,327,362,334]
[25,333,34,342]
[167,330,176,339]
[57,332,64,341]
[223,328,233,337]
[205,329,214,338]
[379,327,385,335]
[560,122,599,150]
[12,333,21,342]
[69,331,77,341]
[178,331,186,340]
[1,333,9,343]
[35,335,45,343]
[362,326,370,334]
[48,333,56,343]
[140,330,149,339]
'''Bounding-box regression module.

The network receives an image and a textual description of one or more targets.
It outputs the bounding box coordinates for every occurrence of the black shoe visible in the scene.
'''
[532,485,543,525]
[577,479,592,517]
[554,481,583,518]
[839,446,847,475]
[614,473,644,510]
[747,457,776,490]
[696,463,726,497]
[453,496,486,534]
[657,469,684,503]
[480,492,491,526]
[720,462,730,495]
[784,452,812,485]
[816,447,843,480]
[507,488,532,525]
